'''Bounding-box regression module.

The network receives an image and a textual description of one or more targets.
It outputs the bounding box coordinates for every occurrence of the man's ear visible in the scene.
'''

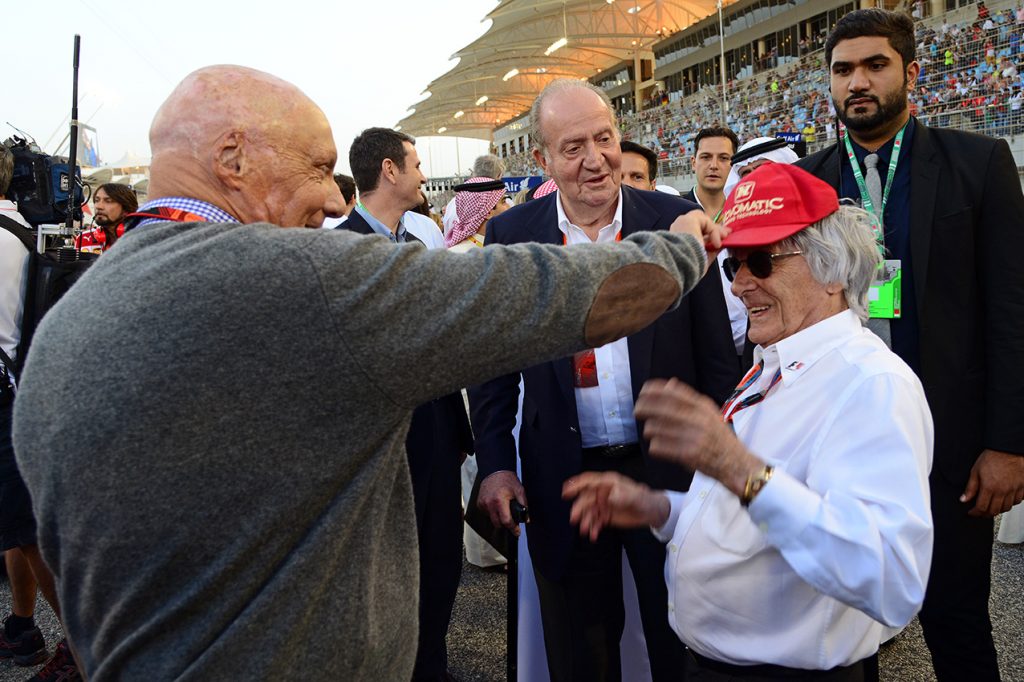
[533,147,549,174]
[213,131,247,190]
[905,60,921,92]
[381,158,398,187]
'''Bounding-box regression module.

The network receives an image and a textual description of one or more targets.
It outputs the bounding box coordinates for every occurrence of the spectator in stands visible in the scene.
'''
[76,183,138,253]
[11,65,724,680]
[0,145,79,680]
[619,140,659,190]
[470,78,739,682]
[565,163,934,681]
[798,10,1024,680]
[322,173,356,228]
[442,154,504,237]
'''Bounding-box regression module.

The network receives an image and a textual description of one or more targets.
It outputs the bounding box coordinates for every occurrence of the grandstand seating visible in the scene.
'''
[500,0,1024,180]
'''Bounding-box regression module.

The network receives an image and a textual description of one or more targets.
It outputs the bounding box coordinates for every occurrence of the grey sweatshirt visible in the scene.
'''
[12,221,706,680]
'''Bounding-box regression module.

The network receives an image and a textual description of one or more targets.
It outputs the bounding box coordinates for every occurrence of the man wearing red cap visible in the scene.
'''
[564,163,935,680]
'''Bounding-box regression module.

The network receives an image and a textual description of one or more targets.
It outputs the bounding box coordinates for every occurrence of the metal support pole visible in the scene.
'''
[66,34,81,235]
[718,2,727,123]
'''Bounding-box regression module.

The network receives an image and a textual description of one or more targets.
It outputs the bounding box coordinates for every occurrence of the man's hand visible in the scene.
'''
[669,210,730,269]
[961,449,1024,517]
[563,471,670,542]
[478,470,528,536]
[634,378,764,497]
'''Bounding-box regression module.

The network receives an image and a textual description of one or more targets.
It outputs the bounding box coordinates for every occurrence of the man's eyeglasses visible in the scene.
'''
[722,251,803,282]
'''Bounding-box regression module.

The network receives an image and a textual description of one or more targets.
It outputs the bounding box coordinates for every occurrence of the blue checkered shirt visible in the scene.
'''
[134,197,239,227]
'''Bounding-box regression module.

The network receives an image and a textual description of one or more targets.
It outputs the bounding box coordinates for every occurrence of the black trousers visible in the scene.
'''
[917,472,1000,681]
[532,450,688,682]
[410,462,464,682]
[0,402,37,551]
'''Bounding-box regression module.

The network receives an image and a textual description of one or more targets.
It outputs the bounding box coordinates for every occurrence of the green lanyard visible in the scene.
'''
[842,122,907,241]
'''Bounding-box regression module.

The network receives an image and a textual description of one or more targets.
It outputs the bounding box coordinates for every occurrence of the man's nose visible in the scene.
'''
[582,141,602,168]
[323,182,345,219]
[849,66,871,92]
[730,263,755,298]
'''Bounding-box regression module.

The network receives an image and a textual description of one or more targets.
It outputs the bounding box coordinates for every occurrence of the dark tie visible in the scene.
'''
[863,153,891,348]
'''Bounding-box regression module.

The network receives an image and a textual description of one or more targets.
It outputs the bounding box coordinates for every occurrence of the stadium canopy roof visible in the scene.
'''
[397,0,733,140]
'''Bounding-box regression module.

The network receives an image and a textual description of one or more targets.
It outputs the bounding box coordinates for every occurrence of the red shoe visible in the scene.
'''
[26,639,80,682]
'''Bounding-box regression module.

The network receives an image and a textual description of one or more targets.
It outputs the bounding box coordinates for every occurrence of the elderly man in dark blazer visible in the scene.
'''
[470,79,739,682]
[796,10,1024,680]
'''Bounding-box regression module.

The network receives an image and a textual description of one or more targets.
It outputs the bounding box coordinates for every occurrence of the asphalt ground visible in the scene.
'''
[0,525,1018,681]
[446,523,1024,682]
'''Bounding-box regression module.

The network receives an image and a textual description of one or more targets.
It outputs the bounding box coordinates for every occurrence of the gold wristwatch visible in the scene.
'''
[741,465,774,507]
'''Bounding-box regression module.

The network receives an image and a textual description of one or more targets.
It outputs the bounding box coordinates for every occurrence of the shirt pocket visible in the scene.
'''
[699,491,767,556]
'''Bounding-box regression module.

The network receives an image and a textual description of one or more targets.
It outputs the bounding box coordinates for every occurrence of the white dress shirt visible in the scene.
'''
[555,190,638,447]
[653,310,933,669]
[0,200,31,362]
[441,197,458,238]
[403,211,446,250]
[321,214,348,229]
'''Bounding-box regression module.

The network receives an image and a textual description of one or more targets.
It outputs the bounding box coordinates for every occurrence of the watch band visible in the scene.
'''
[741,465,774,507]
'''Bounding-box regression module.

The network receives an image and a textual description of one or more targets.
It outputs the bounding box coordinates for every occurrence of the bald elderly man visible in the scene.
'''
[11,65,724,680]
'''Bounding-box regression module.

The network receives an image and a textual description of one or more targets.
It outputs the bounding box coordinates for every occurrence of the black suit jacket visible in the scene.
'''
[796,122,1024,486]
[468,186,741,581]
[342,211,473,523]
[682,187,756,370]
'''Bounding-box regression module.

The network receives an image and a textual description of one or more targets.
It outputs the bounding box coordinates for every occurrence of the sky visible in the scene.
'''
[2,0,496,177]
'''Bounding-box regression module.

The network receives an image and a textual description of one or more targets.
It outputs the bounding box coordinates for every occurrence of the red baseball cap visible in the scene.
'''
[720,163,839,247]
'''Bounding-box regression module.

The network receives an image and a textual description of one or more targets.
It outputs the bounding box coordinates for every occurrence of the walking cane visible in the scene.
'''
[507,500,529,682]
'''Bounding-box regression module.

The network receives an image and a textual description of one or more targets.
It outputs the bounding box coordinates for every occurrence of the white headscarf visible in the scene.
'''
[724,137,800,198]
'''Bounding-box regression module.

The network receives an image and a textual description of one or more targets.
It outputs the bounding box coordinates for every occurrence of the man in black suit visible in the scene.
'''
[469,80,739,682]
[796,10,1024,680]
[344,128,473,682]
[680,128,753,371]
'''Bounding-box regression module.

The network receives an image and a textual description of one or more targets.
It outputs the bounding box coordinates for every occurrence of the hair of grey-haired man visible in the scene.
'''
[776,204,882,321]
[471,155,505,180]
[529,79,618,157]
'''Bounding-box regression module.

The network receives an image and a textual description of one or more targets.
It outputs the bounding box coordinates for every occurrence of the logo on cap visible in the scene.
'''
[734,182,755,202]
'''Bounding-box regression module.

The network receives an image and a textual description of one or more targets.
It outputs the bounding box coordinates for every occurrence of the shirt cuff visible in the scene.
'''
[746,468,820,548]
[651,490,686,542]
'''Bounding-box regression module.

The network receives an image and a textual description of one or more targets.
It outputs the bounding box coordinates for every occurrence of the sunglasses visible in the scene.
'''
[722,251,803,282]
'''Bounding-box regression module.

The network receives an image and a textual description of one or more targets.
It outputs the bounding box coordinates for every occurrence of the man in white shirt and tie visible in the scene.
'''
[565,163,934,680]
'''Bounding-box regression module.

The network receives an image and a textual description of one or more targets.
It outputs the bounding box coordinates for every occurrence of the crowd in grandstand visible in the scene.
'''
[502,1,1024,178]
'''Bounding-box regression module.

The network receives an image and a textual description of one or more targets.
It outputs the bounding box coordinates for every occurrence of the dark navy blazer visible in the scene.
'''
[468,186,741,581]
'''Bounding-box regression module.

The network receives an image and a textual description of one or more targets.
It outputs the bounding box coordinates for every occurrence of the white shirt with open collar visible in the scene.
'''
[653,309,934,669]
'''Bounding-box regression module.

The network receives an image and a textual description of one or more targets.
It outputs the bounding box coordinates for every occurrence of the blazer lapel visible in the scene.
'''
[530,194,578,408]
[341,211,375,236]
[621,188,658,395]
[816,144,842,190]
[908,123,938,317]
